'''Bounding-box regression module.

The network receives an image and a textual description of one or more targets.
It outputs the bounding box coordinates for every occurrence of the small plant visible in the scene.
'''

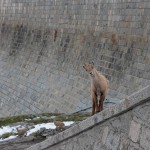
[0,115,32,127]
[26,117,48,124]
[0,132,17,139]
[40,113,61,117]
[55,113,90,122]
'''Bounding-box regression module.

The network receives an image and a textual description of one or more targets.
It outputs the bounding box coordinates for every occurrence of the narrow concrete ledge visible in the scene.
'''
[26,85,150,150]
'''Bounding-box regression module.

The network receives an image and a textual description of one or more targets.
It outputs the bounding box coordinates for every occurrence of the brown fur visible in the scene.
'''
[83,62,109,115]
[16,127,27,138]
[54,121,65,128]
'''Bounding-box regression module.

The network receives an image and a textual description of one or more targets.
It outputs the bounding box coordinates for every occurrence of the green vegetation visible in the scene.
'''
[0,113,90,127]
[40,113,61,117]
[0,113,90,140]
[0,132,17,139]
[55,113,90,122]
[26,118,48,124]
[0,115,32,127]
[31,132,46,138]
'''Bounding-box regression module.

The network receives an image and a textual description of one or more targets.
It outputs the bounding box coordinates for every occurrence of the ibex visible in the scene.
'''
[83,62,109,115]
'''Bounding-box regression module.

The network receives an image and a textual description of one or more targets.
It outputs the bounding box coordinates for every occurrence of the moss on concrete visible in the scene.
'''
[55,113,90,122]
[0,115,32,127]
[0,113,90,127]
[0,132,18,139]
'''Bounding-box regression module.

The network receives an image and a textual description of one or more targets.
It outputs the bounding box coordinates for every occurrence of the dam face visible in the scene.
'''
[0,0,150,117]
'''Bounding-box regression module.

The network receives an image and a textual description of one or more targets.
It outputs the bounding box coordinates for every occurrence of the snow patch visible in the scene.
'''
[0,121,74,142]
[0,125,19,135]
[0,135,17,142]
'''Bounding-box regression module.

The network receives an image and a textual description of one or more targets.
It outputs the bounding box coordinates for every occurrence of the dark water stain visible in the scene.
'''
[9,24,27,56]
[54,29,57,42]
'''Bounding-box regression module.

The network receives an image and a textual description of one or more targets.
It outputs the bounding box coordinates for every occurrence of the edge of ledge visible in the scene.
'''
[26,85,150,150]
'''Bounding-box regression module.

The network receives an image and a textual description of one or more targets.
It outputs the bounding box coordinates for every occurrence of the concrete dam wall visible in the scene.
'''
[0,0,150,117]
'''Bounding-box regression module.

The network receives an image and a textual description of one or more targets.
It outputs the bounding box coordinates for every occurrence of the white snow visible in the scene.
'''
[64,121,74,126]
[33,117,40,120]
[27,121,74,136]
[0,121,74,142]
[0,135,17,142]
[50,116,56,119]
[0,125,19,135]
[25,118,31,121]
[27,122,56,136]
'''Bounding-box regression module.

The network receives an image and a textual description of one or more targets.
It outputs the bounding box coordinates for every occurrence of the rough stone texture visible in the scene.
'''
[0,136,44,150]
[0,126,72,150]
[0,0,150,117]
[26,85,150,150]
[129,120,141,143]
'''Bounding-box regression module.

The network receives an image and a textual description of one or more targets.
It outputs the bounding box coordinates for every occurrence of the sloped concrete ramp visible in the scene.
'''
[26,85,150,150]
[0,0,150,117]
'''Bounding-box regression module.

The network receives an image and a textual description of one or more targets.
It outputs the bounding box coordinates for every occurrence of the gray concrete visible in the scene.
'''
[0,0,150,117]
[26,85,150,150]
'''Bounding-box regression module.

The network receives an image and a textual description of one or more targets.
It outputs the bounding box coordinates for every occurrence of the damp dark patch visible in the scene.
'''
[60,35,70,52]
[36,29,50,63]
[1,23,7,34]
[54,29,58,42]
[111,33,117,44]
[9,24,27,56]
[124,48,133,61]
[33,29,42,43]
